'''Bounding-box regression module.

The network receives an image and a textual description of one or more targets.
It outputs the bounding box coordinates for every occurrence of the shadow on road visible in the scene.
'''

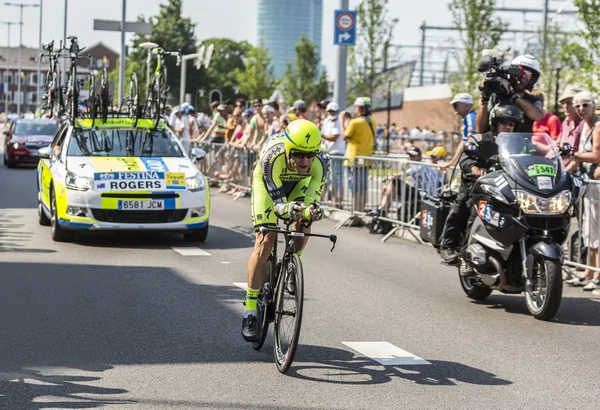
[73,225,254,250]
[0,210,55,253]
[286,345,512,386]
[472,293,600,326]
[0,261,262,408]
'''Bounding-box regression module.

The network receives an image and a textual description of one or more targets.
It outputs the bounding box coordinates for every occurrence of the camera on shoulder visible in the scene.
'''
[476,55,522,99]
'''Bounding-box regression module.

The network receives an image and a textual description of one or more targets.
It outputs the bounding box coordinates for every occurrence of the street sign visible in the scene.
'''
[93,19,153,35]
[203,44,214,69]
[334,9,356,46]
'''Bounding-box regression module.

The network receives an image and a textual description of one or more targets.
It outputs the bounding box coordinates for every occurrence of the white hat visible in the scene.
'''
[354,97,365,106]
[326,102,339,112]
[217,104,226,111]
[450,93,474,105]
[262,105,275,114]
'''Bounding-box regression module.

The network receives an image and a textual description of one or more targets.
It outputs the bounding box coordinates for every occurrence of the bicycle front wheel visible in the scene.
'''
[273,253,304,374]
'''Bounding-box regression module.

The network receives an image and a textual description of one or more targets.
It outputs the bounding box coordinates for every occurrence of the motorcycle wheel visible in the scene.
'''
[458,264,493,300]
[524,257,562,321]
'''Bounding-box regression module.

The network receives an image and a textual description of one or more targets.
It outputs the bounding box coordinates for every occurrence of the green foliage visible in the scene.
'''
[348,0,397,105]
[558,0,600,95]
[536,23,569,112]
[235,41,279,102]
[129,0,198,105]
[448,0,507,96]
[280,35,330,105]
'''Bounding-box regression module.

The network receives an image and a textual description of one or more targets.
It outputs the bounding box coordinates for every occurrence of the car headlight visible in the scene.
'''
[66,171,93,191]
[514,190,571,214]
[186,173,205,192]
[13,142,21,149]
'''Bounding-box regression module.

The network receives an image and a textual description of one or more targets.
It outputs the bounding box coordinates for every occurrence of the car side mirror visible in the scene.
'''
[38,146,52,159]
[191,148,206,160]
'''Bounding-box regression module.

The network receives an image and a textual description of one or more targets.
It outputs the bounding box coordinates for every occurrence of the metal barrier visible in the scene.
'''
[196,141,599,277]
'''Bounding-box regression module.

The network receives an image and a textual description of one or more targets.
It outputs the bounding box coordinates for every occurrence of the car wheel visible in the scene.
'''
[50,188,73,242]
[4,150,15,168]
[38,195,51,226]
[184,223,209,243]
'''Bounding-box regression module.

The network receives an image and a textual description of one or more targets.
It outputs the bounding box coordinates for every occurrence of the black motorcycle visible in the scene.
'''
[459,133,584,321]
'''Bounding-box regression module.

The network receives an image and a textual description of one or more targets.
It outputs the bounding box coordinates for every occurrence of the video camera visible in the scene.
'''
[476,55,523,98]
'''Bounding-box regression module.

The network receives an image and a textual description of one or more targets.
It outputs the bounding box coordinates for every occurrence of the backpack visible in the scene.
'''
[368,217,394,235]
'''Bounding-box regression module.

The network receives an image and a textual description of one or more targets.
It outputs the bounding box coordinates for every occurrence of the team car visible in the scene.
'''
[36,117,210,242]
[3,118,59,167]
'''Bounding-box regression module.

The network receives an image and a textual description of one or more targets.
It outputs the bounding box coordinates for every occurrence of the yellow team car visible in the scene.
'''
[36,117,210,242]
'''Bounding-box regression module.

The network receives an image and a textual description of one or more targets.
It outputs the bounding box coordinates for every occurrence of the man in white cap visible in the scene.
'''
[321,102,345,207]
[445,93,476,168]
[557,85,584,166]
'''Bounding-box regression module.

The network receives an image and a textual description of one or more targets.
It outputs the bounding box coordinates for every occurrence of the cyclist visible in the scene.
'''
[241,119,330,342]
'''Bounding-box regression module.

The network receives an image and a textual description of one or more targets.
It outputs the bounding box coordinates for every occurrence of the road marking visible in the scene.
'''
[221,261,231,264]
[171,247,211,256]
[233,282,248,290]
[342,342,431,366]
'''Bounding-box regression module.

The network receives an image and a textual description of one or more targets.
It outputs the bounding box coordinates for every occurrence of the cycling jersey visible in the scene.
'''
[251,133,330,230]
[461,110,477,141]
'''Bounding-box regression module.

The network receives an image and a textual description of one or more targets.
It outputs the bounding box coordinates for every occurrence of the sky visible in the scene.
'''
[0,0,580,80]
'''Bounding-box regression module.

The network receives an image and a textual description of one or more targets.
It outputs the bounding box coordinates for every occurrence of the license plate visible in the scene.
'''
[118,200,164,210]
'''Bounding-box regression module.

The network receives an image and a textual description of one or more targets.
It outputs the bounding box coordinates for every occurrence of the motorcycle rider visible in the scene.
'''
[439,104,524,264]
[475,54,544,134]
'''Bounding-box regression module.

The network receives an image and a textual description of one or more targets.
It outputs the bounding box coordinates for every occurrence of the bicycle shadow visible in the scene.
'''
[0,367,132,409]
[287,344,512,386]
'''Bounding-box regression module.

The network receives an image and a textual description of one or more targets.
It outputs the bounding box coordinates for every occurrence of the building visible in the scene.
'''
[0,42,117,114]
[257,0,322,78]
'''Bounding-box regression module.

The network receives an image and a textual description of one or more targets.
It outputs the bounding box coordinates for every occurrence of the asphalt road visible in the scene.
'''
[0,143,599,409]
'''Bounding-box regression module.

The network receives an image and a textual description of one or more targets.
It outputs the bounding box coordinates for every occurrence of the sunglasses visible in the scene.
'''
[498,119,515,126]
[290,151,316,159]
[574,103,591,109]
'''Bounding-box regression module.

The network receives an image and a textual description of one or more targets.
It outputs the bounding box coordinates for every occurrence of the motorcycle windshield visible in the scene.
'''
[495,132,565,193]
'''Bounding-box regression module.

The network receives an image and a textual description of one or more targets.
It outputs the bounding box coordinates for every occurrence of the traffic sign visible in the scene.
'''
[334,9,356,46]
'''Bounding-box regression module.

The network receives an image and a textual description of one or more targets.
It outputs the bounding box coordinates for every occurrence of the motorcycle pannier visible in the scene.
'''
[419,198,451,246]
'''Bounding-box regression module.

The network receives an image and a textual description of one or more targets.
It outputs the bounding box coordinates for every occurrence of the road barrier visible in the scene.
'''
[196,141,599,276]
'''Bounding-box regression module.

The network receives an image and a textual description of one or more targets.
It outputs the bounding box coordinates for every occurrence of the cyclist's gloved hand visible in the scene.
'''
[274,202,302,220]
[310,201,324,222]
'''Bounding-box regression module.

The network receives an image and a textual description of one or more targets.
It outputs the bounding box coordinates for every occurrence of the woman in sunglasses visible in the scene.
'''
[565,91,600,292]
[241,119,330,342]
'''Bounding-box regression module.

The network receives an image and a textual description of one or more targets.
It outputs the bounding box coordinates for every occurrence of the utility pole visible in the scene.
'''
[542,0,549,64]
[334,0,349,108]
[419,21,426,87]
[119,0,126,104]
[62,0,67,93]
[36,0,42,114]
[1,21,18,120]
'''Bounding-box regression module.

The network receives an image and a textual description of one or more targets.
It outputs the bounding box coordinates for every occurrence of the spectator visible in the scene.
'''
[225,108,242,143]
[342,97,375,212]
[249,99,266,150]
[201,103,227,143]
[263,105,281,139]
[321,102,345,208]
[268,100,281,118]
[172,107,186,138]
[279,113,296,129]
[224,99,235,118]
[530,89,562,140]
[388,123,398,138]
[557,86,584,167]
[446,93,476,168]
[565,91,600,291]
[235,98,247,111]
[293,100,308,120]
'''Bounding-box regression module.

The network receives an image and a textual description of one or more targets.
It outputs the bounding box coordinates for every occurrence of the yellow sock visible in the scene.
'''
[245,288,260,312]
[296,251,303,259]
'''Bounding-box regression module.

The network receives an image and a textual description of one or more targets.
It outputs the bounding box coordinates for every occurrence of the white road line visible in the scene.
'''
[171,247,212,256]
[233,282,249,290]
[342,342,431,366]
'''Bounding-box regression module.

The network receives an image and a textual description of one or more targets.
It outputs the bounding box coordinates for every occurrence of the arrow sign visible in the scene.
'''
[203,44,214,69]
[338,32,351,43]
[334,10,357,46]
[194,45,205,70]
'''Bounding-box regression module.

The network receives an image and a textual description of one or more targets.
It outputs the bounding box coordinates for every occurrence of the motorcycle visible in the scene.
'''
[459,132,584,321]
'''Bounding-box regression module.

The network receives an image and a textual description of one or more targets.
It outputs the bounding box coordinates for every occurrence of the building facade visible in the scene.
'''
[257,0,323,78]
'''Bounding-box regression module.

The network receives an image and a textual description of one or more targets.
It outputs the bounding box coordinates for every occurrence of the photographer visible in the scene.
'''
[440,104,524,264]
[475,54,544,134]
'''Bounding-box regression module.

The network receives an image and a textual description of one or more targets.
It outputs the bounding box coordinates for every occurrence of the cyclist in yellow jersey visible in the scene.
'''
[242,119,330,342]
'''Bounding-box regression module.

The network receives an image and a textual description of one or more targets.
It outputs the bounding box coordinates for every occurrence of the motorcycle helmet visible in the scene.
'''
[489,104,524,132]
[511,54,541,90]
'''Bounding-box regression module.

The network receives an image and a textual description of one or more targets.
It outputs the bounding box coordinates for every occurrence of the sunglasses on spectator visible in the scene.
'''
[290,151,316,159]
[498,119,515,126]
[574,103,591,109]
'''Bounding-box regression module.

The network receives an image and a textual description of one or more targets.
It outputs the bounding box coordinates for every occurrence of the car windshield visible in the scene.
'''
[14,122,58,135]
[67,128,184,157]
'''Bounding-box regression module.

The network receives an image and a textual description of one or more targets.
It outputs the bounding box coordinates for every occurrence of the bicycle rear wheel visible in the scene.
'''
[253,252,276,351]
[273,253,304,373]
[100,67,109,120]
[128,73,139,123]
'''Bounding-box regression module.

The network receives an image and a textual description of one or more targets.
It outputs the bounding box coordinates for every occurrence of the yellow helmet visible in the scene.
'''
[283,119,321,156]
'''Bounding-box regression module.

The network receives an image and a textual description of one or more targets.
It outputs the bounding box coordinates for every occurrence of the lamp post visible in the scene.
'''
[5,1,40,116]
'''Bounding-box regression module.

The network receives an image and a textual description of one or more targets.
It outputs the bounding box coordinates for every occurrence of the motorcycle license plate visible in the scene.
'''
[118,200,164,210]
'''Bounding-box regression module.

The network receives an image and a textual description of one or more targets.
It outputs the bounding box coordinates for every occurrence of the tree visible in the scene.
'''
[348,0,397,105]
[448,0,507,95]
[129,0,198,105]
[535,23,569,113]
[280,35,330,105]
[558,0,600,95]
[235,41,279,102]
[108,58,145,103]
